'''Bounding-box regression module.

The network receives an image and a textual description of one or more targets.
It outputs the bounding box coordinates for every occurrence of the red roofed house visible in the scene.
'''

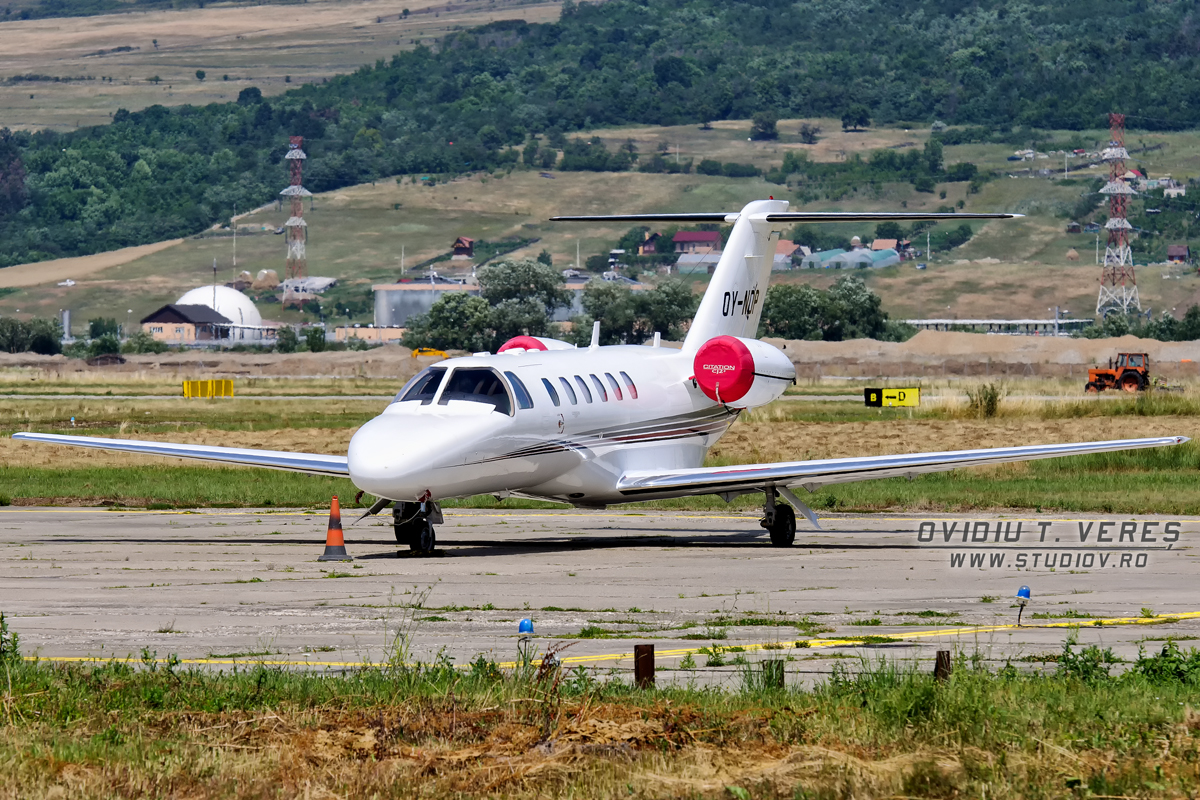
[673,230,722,254]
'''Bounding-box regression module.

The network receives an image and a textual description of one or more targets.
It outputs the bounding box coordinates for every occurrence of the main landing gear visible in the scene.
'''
[392,501,442,554]
[760,489,796,547]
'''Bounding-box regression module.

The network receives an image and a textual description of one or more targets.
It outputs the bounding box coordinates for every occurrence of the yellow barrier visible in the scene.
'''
[182,379,234,399]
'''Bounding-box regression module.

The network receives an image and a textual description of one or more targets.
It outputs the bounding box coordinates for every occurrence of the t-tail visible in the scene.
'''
[551,201,1023,352]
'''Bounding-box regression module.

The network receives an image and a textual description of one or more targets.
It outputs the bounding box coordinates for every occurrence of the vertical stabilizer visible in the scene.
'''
[682,199,789,352]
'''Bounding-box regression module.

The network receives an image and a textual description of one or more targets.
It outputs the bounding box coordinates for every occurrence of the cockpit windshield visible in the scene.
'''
[393,367,446,404]
[437,368,512,415]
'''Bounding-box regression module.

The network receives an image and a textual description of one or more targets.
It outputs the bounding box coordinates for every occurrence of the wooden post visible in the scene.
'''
[634,644,654,689]
[934,650,952,682]
[762,660,785,689]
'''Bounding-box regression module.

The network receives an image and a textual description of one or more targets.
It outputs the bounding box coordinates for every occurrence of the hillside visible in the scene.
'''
[4,119,1200,328]
[3,0,1200,273]
[0,0,561,131]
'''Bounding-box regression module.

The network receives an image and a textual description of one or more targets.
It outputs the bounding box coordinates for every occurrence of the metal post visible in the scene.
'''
[934,650,952,682]
[633,644,654,688]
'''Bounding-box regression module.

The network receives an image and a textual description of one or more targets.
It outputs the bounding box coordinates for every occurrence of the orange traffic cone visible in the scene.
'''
[317,495,352,562]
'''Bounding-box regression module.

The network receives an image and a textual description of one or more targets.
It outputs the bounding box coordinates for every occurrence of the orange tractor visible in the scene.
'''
[1085,352,1150,393]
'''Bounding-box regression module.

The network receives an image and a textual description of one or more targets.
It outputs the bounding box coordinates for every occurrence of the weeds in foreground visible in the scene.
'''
[0,630,1198,798]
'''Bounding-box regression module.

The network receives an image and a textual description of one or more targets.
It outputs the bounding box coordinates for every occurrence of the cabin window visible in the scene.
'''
[590,374,608,402]
[604,372,623,400]
[505,372,535,410]
[620,371,638,399]
[438,368,512,415]
[394,367,446,405]
[558,377,578,405]
[574,375,593,403]
[541,378,561,406]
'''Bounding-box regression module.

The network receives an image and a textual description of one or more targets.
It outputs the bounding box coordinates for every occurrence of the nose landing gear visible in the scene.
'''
[760,489,796,547]
[392,501,442,554]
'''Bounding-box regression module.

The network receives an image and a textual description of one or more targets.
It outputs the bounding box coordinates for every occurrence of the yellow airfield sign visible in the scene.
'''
[864,387,920,407]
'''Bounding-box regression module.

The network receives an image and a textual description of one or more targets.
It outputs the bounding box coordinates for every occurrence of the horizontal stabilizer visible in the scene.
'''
[552,211,1022,224]
[11,432,349,477]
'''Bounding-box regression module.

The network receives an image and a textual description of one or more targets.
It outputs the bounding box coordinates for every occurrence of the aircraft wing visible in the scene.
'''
[616,436,1187,499]
[10,432,349,477]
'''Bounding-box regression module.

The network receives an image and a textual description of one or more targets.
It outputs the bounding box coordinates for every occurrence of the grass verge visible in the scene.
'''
[4,442,1200,513]
[0,626,1198,798]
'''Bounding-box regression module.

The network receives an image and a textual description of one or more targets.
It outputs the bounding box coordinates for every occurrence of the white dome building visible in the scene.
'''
[177,285,263,328]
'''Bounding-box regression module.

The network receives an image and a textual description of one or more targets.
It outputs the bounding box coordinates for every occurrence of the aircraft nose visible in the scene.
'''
[347,410,490,499]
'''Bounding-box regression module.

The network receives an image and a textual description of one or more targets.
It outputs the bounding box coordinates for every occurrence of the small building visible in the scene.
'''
[334,325,406,344]
[1065,221,1082,234]
[871,238,898,251]
[800,248,846,269]
[674,253,722,274]
[1167,245,1191,264]
[830,249,900,269]
[1084,222,1101,233]
[1166,186,1187,199]
[451,236,474,259]
[373,283,478,327]
[673,230,722,254]
[141,304,233,343]
[637,232,662,255]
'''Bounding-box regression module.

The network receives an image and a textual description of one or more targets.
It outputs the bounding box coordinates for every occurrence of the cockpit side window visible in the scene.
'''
[505,371,535,410]
[394,367,446,405]
[438,368,513,415]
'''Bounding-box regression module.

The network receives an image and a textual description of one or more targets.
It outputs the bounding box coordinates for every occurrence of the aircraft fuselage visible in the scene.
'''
[347,345,736,506]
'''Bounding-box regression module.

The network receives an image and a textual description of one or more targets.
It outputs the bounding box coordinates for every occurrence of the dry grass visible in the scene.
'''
[0,0,562,131]
[2,649,1198,800]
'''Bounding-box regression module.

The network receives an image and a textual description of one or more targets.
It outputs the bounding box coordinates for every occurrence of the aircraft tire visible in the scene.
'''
[393,502,423,545]
[769,505,796,547]
[411,520,436,553]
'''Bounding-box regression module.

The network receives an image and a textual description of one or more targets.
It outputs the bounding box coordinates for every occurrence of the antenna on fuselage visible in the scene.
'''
[589,320,601,351]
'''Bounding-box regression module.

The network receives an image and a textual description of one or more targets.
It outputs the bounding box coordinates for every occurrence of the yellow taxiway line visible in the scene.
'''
[24,611,1200,669]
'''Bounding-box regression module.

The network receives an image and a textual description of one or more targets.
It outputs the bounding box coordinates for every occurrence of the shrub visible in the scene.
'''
[965,382,1006,418]
[276,327,299,353]
[305,327,327,352]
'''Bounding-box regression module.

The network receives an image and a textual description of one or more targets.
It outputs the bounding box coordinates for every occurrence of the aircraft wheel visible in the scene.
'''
[768,504,796,547]
[411,520,437,553]
[393,503,422,545]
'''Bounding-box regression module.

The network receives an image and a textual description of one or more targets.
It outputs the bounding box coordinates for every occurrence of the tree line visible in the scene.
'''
[2,0,1200,267]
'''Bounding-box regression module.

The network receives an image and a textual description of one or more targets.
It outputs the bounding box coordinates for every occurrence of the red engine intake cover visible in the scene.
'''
[693,336,755,403]
[498,336,549,353]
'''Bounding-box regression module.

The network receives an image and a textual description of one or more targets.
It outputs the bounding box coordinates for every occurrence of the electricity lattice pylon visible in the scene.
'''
[1096,113,1139,317]
[282,136,311,281]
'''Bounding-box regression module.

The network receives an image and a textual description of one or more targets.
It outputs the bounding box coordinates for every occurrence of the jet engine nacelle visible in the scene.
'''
[497,336,576,353]
[693,335,795,409]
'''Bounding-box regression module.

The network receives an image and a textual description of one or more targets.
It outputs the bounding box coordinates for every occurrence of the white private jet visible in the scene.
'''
[14,200,1186,552]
